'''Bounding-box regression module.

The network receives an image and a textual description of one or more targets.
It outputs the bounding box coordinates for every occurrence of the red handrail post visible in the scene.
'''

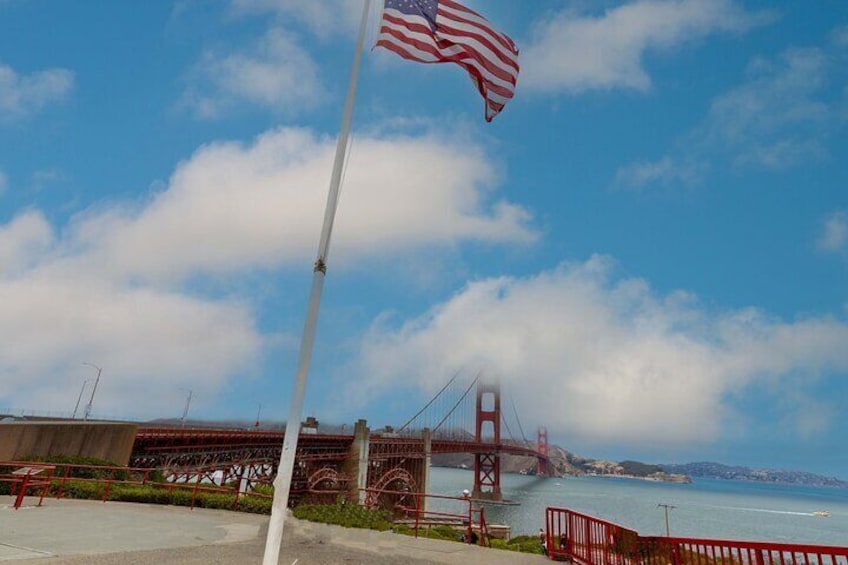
[414,491,420,539]
[13,471,31,510]
[191,471,202,510]
[467,496,473,544]
[36,468,53,507]
[231,469,241,510]
[102,469,113,502]
[57,466,71,500]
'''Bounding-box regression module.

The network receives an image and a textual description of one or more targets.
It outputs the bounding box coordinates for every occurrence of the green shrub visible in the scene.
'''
[142,469,166,483]
[235,495,273,514]
[196,492,236,510]
[393,524,414,536]
[423,525,462,542]
[490,539,512,551]
[293,500,392,531]
[24,456,130,481]
[52,479,104,500]
[251,483,274,496]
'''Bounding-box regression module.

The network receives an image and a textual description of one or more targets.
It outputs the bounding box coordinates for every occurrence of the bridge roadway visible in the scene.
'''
[133,427,544,460]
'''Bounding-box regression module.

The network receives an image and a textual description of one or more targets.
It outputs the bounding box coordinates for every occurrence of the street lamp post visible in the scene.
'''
[82,362,102,421]
[180,389,193,428]
[658,504,676,537]
[72,380,88,420]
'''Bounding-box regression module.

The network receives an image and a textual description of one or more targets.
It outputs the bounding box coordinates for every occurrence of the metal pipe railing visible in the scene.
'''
[546,507,848,565]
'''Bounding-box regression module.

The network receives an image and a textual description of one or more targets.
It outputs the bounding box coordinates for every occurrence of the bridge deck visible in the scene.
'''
[134,428,545,459]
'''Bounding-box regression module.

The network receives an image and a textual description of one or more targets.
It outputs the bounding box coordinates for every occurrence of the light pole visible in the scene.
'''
[72,380,88,420]
[254,403,262,429]
[658,504,676,537]
[82,362,102,421]
[180,389,193,428]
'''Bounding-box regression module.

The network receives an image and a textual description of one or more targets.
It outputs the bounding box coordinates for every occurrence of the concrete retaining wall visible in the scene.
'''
[0,422,138,465]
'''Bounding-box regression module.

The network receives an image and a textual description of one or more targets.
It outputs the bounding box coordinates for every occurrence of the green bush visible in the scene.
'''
[143,469,166,483]
[422,525,462,542]
[393,524,414,536]
[51,479,104,500]
[24,456,130,481]
[235,495,273,514]
[490,539,511,550]
[293,500,392,531]
[465,534,544,554]
[251,483,274,496]
[6,468,272,515]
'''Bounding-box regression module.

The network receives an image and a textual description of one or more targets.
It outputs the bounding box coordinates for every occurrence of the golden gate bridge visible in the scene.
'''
[131,374,551,508]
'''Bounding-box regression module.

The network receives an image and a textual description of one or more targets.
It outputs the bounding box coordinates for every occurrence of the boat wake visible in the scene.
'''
[706,504,821,517]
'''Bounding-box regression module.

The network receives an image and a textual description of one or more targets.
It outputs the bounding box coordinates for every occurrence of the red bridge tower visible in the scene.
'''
[536,426,551,477]
[472,380,502,501]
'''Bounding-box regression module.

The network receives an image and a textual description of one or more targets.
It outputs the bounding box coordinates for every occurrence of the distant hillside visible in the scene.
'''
[661,462,847,488]
[432,443,691,483]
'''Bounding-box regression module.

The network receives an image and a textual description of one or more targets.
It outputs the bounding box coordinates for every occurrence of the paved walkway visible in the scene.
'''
[1,498,549,564]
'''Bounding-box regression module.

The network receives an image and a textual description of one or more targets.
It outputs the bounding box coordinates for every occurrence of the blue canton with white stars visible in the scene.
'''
[385,0,439,29]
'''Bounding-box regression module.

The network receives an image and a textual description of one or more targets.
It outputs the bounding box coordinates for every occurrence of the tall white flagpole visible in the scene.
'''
[262,1,372,563]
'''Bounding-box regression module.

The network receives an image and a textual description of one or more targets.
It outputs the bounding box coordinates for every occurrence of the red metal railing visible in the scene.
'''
[546,506,642,564]
[1,464,55,509]
[546,507,848,565]
[639,536,848,565]
[361,488,490,546]
[1,460,270,510]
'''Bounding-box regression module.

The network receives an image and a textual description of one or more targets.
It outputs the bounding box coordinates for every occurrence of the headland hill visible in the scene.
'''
[431,444,847,488]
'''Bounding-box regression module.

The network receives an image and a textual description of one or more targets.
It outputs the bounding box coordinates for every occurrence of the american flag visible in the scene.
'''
[376,0,519,122]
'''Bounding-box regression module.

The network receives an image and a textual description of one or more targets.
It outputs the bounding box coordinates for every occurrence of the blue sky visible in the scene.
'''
[0,0,846,477]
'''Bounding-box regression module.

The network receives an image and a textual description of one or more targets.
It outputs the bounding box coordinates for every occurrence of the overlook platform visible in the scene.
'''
[0,498,547,564]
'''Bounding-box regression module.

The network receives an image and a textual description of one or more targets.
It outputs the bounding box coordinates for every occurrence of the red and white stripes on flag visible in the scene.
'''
[376,0,519,122]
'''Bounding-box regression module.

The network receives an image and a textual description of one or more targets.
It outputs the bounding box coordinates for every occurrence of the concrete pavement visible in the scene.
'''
[1,498,548,564]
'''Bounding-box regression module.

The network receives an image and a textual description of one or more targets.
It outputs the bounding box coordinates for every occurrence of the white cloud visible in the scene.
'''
[706,47,834,169]
[818,210,848,253]
[356,257,848,445]
[228,0,364,40]
[73,126,535,283]
[182,28,325,119]
[0,62,74,121]
[0,211,52,274]
[0,211,264,417]
[522,0,771,93]
[614,156,705,190]
[622,41,845,182]
[831,25,848,47]
[0,124,534,414]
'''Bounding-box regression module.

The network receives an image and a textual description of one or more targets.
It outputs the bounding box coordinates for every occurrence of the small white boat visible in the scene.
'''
[812,510,830,517]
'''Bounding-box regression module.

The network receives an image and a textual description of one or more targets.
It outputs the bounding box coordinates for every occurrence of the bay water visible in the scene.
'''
[428,467,848,546]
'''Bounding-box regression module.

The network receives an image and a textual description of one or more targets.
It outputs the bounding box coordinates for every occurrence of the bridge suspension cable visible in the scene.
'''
[398,369,462,433]
[433,371,480,433]
[510,393,529,445]
[501,403,518,444]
